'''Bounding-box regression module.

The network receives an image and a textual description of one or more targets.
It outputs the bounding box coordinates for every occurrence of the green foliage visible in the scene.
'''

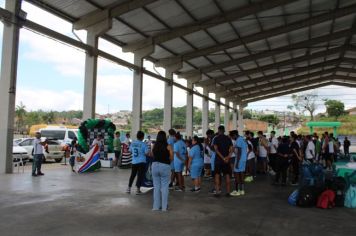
[324,99,345,119]
[257,114,279,125]
[243,109,252,119]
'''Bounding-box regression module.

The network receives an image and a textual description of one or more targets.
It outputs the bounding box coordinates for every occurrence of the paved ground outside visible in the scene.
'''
[1,161,356,236]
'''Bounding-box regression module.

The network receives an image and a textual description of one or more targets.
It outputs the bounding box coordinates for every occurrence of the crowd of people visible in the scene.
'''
[119,125,352,211]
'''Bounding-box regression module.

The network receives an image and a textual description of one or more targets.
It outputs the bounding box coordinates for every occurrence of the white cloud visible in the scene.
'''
[16,88,83,111]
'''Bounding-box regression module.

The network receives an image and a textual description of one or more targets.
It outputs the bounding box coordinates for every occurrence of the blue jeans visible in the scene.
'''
[152,162,171,211]
[32,154,43,174]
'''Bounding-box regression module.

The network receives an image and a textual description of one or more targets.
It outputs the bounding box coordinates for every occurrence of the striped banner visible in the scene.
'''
[78,145,101,173]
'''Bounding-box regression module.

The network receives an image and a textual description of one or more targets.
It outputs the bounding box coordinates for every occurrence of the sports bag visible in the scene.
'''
[317,190,335,209]
[344,184,356,208]
[288,189,299,206]
[297,186,319,207]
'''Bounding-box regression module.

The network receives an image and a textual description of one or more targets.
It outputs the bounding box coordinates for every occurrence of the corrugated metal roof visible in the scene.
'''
[27,0,356,102]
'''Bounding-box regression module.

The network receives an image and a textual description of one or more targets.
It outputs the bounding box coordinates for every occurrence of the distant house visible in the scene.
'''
[345,107,356,116]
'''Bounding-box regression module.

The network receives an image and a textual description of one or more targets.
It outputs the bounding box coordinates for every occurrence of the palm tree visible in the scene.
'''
[15,102,26,132]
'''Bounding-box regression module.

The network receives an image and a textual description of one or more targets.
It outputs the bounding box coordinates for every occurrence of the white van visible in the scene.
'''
[39,126,78,145]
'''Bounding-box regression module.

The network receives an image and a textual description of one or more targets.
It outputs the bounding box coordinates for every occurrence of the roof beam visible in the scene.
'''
[156,3,356,67]
[242,82,335,103]
[219,68,337,98]
[331,81,356,88]
[241,75,356,102]
[197,46,352,87]
[73,0,158,30]
[179,29,351,78]
[123,0,296,52]
[238,74,356,99]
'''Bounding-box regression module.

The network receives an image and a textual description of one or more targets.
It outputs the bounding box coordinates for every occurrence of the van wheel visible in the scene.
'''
[55,158,63,163]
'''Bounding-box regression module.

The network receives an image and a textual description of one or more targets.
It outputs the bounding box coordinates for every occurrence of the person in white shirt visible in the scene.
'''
[32,132,46,177]
[91,134,104,149]
[305,135,315,162]
[269,131,278,172]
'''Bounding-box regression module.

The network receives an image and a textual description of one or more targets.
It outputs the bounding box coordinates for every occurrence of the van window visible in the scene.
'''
[68,131,76,140]
[41,130,66,140]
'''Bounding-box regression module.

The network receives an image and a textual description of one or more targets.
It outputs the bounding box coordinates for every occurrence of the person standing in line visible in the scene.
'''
[313,133,321,163]
[269,131,278,173]
[213,125,233,197]
[290,134,301,185]
[305,135,316,163]
[173,132,186,192]
[229,130,238,174]
[167,129,176,189]
[274,137,290,186]
[188,136,204,192]
[113,131,122,169]
[151,131,174,212]
[126,131,149,195]
[257,131,269,174]
[124,132,132,146]
[32,132,46,177]
[231,131,248,196]
[344,137,351,158]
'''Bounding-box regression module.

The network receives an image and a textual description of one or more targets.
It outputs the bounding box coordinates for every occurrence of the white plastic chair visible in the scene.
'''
[13,156,24,173]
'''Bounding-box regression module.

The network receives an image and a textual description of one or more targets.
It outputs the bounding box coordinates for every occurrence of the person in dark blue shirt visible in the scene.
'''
[274,136,290,186]
[213,125,233,196]
[126,131,149,194]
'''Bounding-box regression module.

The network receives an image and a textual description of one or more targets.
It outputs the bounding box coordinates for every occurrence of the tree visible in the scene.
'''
[257,114,279,125]
[291,93,318,121]
[42,111,55,124]
[243,109,252,119]
[324,99,345,119]
[15,102,27,132]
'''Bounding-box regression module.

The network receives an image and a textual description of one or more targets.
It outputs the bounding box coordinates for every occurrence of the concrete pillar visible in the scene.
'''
[224,100,230,132]
[0,0,22,174]
[238,103,246,135]
[82,19,112,120]
[131,46,154,138]
[202,88,209,136]
[186,81,194,138]
[232,102,237,130]
[215,95,221,131]
[163,63,182,132]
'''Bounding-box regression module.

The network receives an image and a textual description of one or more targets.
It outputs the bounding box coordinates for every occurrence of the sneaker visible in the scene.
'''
[136,189,143,195]
[214,190,222,196]
[209,189,216,194]
[175,187,183,192]
[230,190,239,197]
[126,187,131,194]
[169,183,174,190]
[240,190,245,195]
[32,173,37,177]
[291,182,298,186]
[37,172,44,176]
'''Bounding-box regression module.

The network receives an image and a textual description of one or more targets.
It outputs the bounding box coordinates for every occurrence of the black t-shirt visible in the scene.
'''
[344,140,351,148]
[213,134,233,164]
[153,144,170,165]
[277,143,290,156]
[290,141,299,158]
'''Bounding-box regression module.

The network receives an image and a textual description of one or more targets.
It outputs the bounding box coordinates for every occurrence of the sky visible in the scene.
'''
[0,1,355,115]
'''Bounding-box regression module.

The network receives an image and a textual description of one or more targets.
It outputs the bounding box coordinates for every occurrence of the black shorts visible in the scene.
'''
[215,163,231,176]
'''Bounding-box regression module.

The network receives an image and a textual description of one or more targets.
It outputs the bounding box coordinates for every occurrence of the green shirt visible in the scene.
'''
[315,140,321,154]
[113,138,122,152]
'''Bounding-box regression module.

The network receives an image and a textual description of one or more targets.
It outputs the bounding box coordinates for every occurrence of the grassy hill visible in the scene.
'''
[298,115,356,135]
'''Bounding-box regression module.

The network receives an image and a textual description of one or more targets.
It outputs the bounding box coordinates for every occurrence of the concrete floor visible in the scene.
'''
[1,165,356,236]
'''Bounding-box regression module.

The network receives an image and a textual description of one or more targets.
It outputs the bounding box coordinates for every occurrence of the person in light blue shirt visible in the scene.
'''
[188,136,204,192]
[174,132,186,191]
[167,128,176,189]
[127,131,149,195]
[231,131,248,197]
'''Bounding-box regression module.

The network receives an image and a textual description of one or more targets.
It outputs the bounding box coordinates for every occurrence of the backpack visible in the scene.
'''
[297,186,320,207]
[344,184,356,208]
[332,177,347,207]
[288,189,299,206]
[317,190,335,209]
